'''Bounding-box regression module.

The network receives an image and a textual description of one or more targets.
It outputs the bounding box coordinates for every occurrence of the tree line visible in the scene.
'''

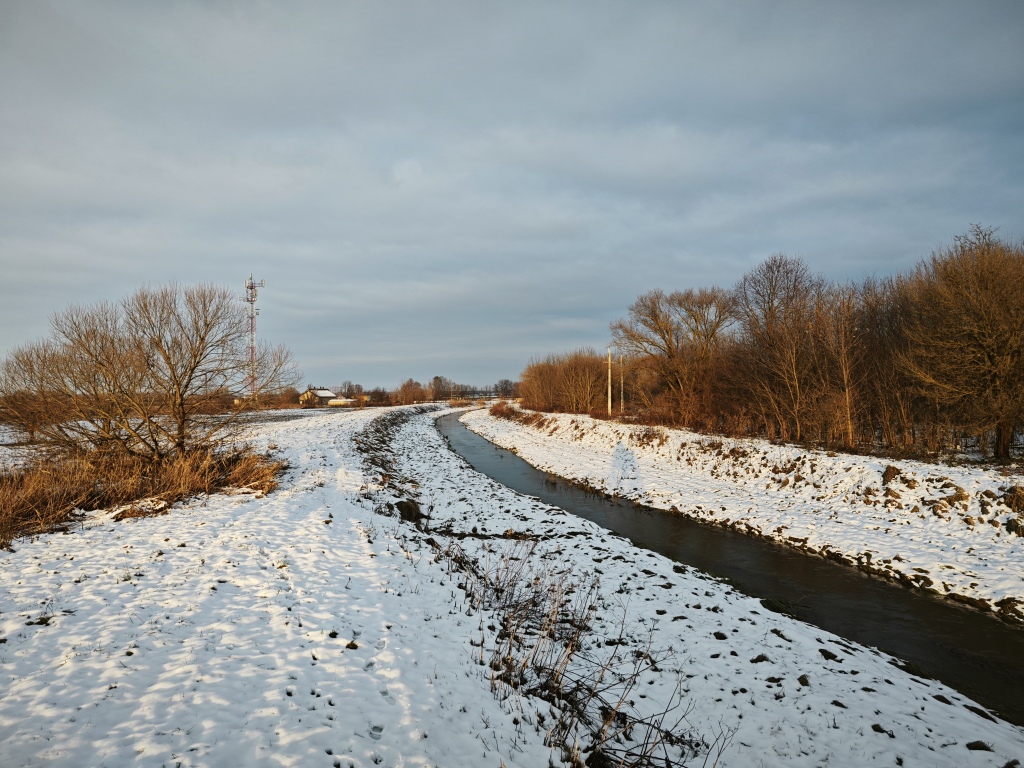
[519,226,1024,459]
[297,376,519,408]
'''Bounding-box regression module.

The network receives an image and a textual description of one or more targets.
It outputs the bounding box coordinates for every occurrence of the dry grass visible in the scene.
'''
[0,448,287,549]
[489,400,548,427]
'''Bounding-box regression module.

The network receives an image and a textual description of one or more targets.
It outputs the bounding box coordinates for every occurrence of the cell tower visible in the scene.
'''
[243,274,265,403]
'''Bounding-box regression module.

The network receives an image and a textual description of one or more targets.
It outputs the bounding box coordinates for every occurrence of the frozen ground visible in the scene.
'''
[0,406,1021,767]
[463,408,1024,623]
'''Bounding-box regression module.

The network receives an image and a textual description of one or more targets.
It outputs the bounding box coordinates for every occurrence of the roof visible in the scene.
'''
[307,389,336,398]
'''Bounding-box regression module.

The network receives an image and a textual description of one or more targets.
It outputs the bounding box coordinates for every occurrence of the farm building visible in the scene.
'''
[299,387,336,407]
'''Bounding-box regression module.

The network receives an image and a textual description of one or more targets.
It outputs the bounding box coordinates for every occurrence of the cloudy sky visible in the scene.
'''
[2,1,1022,389]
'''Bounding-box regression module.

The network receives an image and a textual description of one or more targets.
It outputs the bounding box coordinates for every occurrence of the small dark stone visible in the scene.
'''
[932,694,952,705]
[713,631,727,640]
[871,723,895,738]
[797,674,810,687]
[750,654,770,663]
[819,648,840,662]
[831,700,846,708]
[965,741,993,752]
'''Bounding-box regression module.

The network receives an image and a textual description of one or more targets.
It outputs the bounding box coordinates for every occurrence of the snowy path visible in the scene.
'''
[463,409,1024,622]
[0,407,1021,767]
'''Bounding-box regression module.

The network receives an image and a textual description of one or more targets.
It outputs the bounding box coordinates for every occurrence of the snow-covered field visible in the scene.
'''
[0,407,1021,767]
[463,408,1024,623]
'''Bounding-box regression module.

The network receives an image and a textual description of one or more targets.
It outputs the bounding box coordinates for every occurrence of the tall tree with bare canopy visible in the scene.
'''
[0,283,299,460]
[899,226,1024,459]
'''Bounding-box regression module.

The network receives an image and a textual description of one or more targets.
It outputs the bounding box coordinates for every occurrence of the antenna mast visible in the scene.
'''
[243,274,265,404]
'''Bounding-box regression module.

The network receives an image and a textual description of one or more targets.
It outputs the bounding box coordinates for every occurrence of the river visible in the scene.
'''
[436,411,1024,726]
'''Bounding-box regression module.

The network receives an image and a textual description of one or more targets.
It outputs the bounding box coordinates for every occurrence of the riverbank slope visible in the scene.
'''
[463,407,1024,623]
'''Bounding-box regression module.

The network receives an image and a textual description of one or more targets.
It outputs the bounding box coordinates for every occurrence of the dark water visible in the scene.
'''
[436,412,1024,726]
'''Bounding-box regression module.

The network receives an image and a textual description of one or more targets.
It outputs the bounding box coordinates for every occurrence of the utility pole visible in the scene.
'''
[243,274,265,406]
[619,353,624,415]
[607,346,612,416]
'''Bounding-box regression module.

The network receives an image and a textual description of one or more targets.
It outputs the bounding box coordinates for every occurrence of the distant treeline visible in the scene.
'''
[297,376,520,408]
[519,226,1024,459]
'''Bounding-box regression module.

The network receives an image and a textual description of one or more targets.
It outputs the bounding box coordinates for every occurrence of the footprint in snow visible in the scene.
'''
[369,723,384,740]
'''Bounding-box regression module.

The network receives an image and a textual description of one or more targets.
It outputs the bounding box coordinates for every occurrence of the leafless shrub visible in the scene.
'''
[434,537,719,767]
[488,401,548,428]
[490,400,518,420]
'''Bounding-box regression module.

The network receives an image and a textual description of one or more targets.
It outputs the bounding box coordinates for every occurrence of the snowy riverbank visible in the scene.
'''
[463,408,1024,624]
[0,407,1021,767]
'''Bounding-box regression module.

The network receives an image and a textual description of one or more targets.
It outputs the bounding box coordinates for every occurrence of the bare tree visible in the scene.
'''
[899,226,1024,458]
[734,254,822,441]
[611,287,735,423]
[428,375,454,402]
[493,378,518,398]
[520,355,561,412]
[811,283,865,447]
[856,277,919,450]
[394,378,427,405]
[558,348,605,413]
[366,387,391,406]
[0,283,300,459]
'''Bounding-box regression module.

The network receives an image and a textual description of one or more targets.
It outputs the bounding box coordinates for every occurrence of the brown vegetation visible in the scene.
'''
[0,449,285,549]
[521,226,1024,460]
[0,282,298,548]
[520,348,606,414]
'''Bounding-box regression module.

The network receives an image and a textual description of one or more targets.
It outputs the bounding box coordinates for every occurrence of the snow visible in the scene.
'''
[463,408,1024,622]
[0,406,1021,767]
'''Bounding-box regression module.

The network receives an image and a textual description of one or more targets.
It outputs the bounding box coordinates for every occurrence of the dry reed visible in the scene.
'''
[0,448,286,549]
